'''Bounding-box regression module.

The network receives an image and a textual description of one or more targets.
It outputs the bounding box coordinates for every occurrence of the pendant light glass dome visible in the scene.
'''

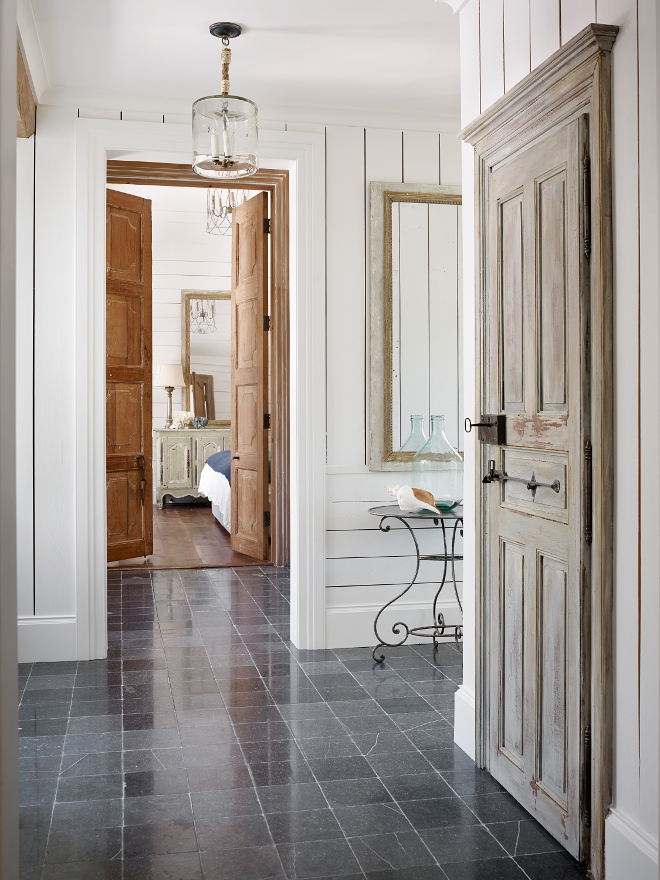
[192,23,258,179]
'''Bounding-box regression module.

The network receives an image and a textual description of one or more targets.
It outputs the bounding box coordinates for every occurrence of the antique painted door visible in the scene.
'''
[106,189,153,562]
[483,118,590,858]
[230,191,270,559]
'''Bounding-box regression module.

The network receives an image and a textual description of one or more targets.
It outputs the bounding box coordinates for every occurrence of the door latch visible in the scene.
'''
[483,460,560,500]
[137,455,146,505]
[464,414,506,445]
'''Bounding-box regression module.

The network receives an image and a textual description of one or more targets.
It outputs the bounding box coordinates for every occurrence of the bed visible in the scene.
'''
[197,450,232,532]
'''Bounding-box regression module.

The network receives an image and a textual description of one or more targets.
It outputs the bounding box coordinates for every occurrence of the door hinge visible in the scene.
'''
[582,151,591,260]
[584,441,592,544]
[263,315,271,331]
[263,218,271,234]
[264,511,271,527]
[264,413,271,430]
[582,726,592,827]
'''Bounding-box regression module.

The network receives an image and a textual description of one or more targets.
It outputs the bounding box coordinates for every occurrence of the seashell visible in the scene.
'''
[412,487,435,507]
[384,484,438,515]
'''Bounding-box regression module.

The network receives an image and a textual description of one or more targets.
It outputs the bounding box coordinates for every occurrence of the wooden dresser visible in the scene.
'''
[154,427,230,508]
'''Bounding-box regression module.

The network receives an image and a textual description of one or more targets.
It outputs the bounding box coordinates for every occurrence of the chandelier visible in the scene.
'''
[206,188,247,236]
[192,23,258,179]
[190,299,216,334]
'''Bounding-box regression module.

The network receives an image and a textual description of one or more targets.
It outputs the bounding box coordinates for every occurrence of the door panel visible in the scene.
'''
[106,189,153,563]
[484,119,589,858]
[231,192,269,560]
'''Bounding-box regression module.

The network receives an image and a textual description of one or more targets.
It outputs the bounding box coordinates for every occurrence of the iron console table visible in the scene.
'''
[367,504,464,663]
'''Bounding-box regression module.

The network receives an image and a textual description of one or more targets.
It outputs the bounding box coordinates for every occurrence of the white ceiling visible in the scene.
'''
[22,0,461,129]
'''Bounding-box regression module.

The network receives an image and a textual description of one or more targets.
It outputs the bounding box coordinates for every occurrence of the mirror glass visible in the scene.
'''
[369,184,462,470]
[182,291,231,425]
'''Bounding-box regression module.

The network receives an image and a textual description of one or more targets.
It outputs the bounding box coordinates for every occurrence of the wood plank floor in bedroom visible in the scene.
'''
[107,504,259,570]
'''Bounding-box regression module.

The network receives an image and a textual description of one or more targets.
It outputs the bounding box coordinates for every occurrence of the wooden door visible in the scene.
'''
[230,192,269,559]
[483,118,590,857]
[106,189,153,562]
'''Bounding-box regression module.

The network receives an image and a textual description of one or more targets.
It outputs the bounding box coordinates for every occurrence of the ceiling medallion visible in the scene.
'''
[192,22,258,179]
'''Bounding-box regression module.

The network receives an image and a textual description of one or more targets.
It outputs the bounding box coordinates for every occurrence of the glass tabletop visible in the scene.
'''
[368,504,464,520]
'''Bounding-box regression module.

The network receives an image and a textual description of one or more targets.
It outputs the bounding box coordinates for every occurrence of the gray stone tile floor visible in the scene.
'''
[18,566,587,879]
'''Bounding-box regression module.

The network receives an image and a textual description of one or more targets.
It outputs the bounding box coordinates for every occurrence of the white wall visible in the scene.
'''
[456,2,660,878]
[324,125,464,647]
[16,136,34,620]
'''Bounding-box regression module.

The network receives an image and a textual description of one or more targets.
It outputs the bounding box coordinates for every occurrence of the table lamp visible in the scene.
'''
[154,363,186,429]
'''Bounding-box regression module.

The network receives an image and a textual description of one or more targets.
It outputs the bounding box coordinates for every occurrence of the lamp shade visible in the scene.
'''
[154,363,185,388]
[192,95,258,179]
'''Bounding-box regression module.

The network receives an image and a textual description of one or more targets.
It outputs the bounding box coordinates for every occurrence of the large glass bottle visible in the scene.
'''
[398,414,427,454]
[411,415,463,510]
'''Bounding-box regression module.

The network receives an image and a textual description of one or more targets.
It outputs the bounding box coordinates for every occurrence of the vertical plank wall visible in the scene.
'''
[458,0,659,871]
[324,126,463,648]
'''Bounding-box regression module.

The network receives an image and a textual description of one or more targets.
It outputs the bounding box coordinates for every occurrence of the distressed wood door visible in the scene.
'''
[106,189,153,562]
[483,118,590,858]
[230,191,270,559]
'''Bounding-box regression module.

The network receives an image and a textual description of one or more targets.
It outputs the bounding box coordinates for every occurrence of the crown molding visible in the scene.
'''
[39,86,461,134]
[436,0,474,12]
[16,0,49,101]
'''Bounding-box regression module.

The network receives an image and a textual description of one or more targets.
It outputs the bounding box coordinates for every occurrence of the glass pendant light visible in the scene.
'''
[192,23,258,179]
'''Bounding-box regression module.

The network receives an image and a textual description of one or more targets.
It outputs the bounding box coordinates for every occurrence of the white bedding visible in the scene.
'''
[198,463,231,532]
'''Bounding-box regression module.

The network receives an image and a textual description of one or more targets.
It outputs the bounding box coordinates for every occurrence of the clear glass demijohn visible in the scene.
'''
[411,415,463,510]
[398,414,427,454]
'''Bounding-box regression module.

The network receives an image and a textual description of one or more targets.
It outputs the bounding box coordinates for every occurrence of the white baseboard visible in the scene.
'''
[18,616,77,663]
[325,594,462,649]
[453,684,476,760]
[605,809,658,880]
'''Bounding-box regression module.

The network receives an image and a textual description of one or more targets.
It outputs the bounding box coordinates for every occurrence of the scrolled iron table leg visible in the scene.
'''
[372,515,420,663]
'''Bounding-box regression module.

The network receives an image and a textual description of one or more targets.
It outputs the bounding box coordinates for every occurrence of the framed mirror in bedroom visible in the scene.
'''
[369,182,463,471]
[181,290,231,426]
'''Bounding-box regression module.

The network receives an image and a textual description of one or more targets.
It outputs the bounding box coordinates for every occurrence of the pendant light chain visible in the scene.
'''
[221,37,231,96]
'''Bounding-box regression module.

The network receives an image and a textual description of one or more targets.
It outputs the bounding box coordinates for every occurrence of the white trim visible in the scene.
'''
[453,684,476,760]
[16,0,49,100]
[75,120,326,658]
[17,616,77,663]
[605,809,658,880]
[326,597,461,649]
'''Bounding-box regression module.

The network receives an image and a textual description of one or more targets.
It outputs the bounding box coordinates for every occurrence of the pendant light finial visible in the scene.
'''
[192,23,258,179]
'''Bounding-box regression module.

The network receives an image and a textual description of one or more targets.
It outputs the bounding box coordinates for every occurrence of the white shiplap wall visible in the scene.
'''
[323,126,463,648]
[457,1,660,875]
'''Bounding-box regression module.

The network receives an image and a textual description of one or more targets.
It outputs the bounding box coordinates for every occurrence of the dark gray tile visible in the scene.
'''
[320,778,394,807]
[44,826,123,864]
[62,733,123,755]
[307,755,376,781]
[514,851,587,878]
[124,769,190,797]
[420,748,476,773]
[421,824,507,864]
[383,773,454,802]
[123,820,199,857]
[250,759,315,787]
[352,732,418,756]
[121,852,204,879]
[486,820,565,857]
[400,797,479,830]
[362,869,446,880]
[123,748,185,773]
[200,845,285,880]
[234,722,294,743]
[56,773,124,802]
[20,776,58,805]
[461,793,529,824]
[59,752,123,777]
[276,703,335,721]
[277,838,361,878]
[50,798,123,830]
[124,794,194,826]
[334,803,411,836]
[439,769,504,797]
[266,808,343,843]
[256,782,328,814]
[191,787,262,819]
[347,831,437,873]
[367,753,434,778]
[297,736,361,760]
[196,813,272,851]
[41,860,122,879]
[242,739,305,764]
[66,715,123,735]
[186,763,253,792]
[441,858,526,879]
[287,719,346,739]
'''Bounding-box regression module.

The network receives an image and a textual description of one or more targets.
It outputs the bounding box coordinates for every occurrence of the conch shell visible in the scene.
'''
[385,484,439,515]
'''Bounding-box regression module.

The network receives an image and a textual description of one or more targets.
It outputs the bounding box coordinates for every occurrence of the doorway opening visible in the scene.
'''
[105,162,289,572]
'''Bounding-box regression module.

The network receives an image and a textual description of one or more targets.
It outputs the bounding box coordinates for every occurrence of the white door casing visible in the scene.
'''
[74,121,326,659]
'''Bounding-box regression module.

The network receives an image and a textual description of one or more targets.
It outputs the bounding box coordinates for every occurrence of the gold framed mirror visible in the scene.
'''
[369,182,462,471]
[181,290,231,426]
